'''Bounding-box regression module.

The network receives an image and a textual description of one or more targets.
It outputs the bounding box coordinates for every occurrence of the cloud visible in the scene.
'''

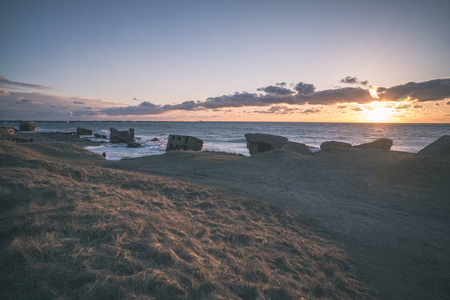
[0,88,10,96]
[100,101,165,116]
[302,108,321,114]
[2,77,448,119]
[435,103,441,106]
[395,104,410,110]
[133,97,139,101]
[341,76,358,84]
[352,107,363,111]
[413,105,424,109]
[257,85,295,95]
[15,97,32,104]
[71,109,104,116]
[293,82,315,95]
[99,85,373,115]
[378,78,450,102]
[306,87,372,105]
[0,75,54,91]
[254,105,301,115]
[340,76,369,86]
[447,102,450,105]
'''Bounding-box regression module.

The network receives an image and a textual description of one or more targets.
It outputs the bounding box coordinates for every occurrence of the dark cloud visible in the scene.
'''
[352,107,363,112]
[435,103,441,106]
[15,97,32,104]
[293,82,315,95]
[276,82,287,87]
[378,79,450,102]
[0,75,54,90]
[257,85,295,95]
[74,101,85,104]
[341,76,359,84]
[72,109,104,116]
[340,76,369,86]
[302,108,321,114]
[32,77,450,117]
[360,80,369,86]
[254,105,301,115]
[101,101,165,116]
[133,97,139,101]
[413,105,424,109]
[306,87,372,105]
[447,102,450,105]
[396,104,410,110]
[98,85,373,115]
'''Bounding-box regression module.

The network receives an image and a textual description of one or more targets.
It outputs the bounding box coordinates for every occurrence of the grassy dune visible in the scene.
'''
[0,141,374,299]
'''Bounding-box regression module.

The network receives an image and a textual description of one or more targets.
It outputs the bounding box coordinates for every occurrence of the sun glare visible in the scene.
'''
[369,88,379,98]
[365,106,393,122]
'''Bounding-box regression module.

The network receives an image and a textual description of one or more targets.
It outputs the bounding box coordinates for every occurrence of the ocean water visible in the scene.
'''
[4,121,449,160]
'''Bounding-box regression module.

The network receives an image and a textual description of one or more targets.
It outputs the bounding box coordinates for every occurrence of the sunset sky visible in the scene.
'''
[1,0,449,122]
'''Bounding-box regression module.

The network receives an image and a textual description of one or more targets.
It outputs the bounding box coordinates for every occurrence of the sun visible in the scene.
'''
[365,106,393,122]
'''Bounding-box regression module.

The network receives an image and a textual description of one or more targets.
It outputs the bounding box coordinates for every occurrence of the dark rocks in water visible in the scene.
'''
[94,133,107,139]
[110,127,135,143]
[76,127,93,135]
[354,138,393,150]
[151,138,160,142]
[418,135,450,155]
[166,135,203,152]
[19,122,35,132]
[127,141,142,148]
[286,141,313,155]
[245,133,288,156]
[320,141,353,151]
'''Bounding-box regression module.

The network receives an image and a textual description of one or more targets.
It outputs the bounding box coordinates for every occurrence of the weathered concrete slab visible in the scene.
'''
[166,135,204,152]
[245,133,288,155]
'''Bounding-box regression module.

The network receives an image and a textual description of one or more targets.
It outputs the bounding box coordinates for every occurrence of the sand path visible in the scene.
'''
[109,149,450,299]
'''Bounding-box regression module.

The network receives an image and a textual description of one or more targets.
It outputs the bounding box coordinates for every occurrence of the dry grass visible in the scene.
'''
[0,141,374,299]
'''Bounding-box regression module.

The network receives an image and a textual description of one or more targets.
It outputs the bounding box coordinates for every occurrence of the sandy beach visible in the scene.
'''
[1,133,449,299]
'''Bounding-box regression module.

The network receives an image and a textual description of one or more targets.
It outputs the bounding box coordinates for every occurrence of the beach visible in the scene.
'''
[1,132,449,299]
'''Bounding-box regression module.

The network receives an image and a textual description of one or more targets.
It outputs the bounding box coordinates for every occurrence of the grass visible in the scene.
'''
[0,141,374,299]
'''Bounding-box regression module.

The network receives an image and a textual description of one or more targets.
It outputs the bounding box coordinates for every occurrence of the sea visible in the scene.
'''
[4,121,449,160]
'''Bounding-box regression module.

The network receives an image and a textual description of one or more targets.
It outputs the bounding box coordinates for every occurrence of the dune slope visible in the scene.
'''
[0,142,374,299]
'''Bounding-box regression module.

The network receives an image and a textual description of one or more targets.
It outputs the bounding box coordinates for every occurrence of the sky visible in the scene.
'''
[1,0,449,122]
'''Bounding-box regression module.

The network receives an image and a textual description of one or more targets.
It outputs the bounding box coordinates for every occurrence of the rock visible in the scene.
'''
[94,133,107,139]
[76,127,93,135]
[320,141,353,151]
[245,133,288,155]
[110,128,135,143]
[19,122,35,131]
[127,141,142,148]
[166,135,204,152]
[354,138,393,150]
[418,135,450,155]
[151,138,160,142]
[0,126,16,139]
[286,141,313,155]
